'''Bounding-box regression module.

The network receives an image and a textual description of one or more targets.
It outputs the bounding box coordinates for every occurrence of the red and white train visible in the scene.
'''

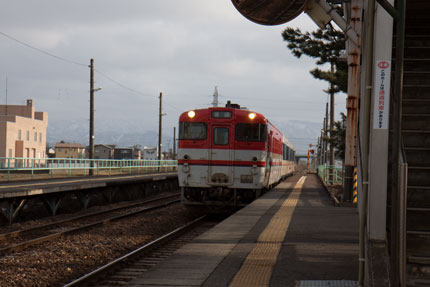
[177,101,296,208]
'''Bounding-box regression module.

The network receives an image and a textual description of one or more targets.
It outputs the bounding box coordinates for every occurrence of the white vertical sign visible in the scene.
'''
[373,60,391,129]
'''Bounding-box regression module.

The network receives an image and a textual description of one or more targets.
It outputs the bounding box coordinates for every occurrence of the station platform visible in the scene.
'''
[0,172,178,224]
[129,172,359,287]
[0,172,177,199]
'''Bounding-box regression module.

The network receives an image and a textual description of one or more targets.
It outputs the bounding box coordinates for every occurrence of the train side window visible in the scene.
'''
[179,122,207,140]
[213,127,229,145]
[235,124,267,142]
[282,144,286,160]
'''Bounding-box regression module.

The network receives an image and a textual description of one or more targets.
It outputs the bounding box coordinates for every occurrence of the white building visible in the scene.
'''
[142,146,158,160]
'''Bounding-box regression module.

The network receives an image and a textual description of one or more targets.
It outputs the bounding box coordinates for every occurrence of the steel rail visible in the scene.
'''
[0,198,180,255]
[0,193,180,241]
[63,215,207,287]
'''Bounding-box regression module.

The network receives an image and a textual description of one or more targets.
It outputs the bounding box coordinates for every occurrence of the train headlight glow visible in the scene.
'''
[188,111,196,118]
[248,112,256,120]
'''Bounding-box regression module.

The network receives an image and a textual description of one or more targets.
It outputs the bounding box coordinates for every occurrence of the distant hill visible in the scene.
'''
[47,119,172,149]
[47,118,321,154]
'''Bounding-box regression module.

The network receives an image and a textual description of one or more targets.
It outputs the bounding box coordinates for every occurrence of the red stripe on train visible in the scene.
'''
[178,159,266,167]
[178,142,266,151]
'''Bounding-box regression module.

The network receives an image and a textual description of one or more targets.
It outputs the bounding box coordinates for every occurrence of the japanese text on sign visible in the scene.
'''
[373,60,391,129]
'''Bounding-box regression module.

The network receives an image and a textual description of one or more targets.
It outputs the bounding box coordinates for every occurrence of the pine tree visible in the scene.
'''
[282,22,347,161]
[281,23,347,94]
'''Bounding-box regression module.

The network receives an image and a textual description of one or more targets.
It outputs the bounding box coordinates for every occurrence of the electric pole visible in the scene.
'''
[329,62,335,183]
[158,92,166,164]
[89,59,95,176]
[325,102,329,166]
[320,135,323,166]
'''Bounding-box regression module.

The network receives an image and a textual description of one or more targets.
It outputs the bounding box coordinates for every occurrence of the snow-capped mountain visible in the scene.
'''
[47,118,322,154]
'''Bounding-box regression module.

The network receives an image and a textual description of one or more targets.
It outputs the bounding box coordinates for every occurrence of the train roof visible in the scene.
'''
[179,106,267,123]
[282,135,296,151]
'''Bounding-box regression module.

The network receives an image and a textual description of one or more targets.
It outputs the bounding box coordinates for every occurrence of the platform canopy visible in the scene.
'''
[231,0,311,25]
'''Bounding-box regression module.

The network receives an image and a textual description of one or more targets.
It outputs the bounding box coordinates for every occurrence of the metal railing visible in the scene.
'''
[0,157,177,180]
[317,164,343,185]
[398,140,408,287]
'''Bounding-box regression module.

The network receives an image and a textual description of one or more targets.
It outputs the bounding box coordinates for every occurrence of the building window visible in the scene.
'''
[8,149,12,158]
[18,130,22,140]
[26,131,30,141]
[39,132,42,143]
[34,132,37,142]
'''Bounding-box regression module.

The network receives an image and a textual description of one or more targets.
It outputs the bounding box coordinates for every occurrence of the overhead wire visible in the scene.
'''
[0,30,161,103]
[94,68,152,98]
[0,30,88,68]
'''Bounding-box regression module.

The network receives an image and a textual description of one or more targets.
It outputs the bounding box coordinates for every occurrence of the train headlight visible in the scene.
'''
[248,112,256,120]
[188,110,196,118]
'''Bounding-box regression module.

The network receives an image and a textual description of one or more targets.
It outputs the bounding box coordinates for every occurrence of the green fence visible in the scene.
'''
[317,164,343,185]
[0,157,177,180]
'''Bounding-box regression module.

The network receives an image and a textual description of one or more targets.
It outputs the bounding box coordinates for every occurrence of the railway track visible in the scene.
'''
[64,215,216,287]
[0,193,180,255]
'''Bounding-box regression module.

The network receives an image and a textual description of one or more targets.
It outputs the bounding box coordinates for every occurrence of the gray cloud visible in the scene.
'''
[0,1,346,150]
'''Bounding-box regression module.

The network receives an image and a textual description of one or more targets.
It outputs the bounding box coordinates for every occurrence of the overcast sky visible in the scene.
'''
[0,1,346,149]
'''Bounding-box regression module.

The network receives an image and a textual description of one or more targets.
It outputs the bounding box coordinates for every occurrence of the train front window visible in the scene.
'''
[179,122,207,140]
[235,124,267,142]
[213,127,229,145]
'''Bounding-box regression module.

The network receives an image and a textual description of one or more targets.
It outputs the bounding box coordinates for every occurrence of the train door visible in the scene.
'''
[263,131,272,187]
[208,124,234,185]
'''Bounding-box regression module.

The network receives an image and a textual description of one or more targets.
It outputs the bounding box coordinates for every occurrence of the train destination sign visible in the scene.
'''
[373,60,391,130]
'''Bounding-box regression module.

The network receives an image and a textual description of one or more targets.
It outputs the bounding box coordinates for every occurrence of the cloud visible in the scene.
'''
[0,1,344,149]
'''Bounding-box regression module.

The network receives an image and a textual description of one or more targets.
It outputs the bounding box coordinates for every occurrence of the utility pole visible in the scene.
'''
[325,102,329,166]
[89,59,95,176]
[173,127,176,160]
[343,0,363,202]
[321,121,325,165]
[329,62,335,183]
[320,130,324,165]
[158,92,166,164]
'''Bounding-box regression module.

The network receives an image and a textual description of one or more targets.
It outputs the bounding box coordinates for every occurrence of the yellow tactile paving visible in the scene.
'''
[229,176,306,287]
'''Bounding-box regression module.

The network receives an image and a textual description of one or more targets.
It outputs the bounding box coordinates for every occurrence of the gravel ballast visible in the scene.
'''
[0,203,198,287]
